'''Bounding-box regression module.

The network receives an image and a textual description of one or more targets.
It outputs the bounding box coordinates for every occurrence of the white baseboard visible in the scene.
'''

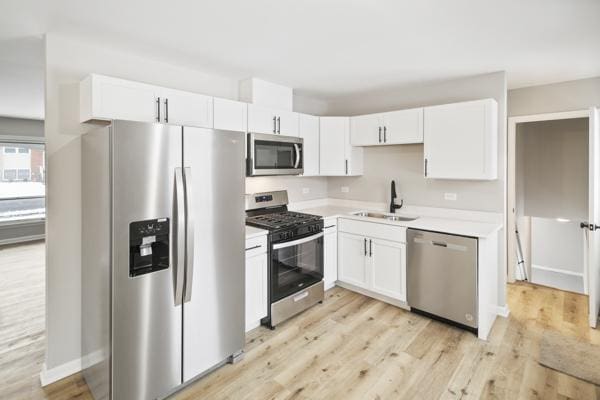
[0,233,44,246]
[40,358,82,387]
[531,264,584,294]
[496,305,510,318]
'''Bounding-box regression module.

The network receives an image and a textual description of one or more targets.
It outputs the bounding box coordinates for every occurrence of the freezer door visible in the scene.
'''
[406,229,478,329]
[182,127,246,381]
[111,120,183,400]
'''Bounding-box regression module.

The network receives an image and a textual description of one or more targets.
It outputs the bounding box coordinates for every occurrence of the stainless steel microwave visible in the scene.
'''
[247,133,303,176]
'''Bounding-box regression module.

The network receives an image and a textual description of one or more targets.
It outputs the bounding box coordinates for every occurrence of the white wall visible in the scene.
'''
[508,76,600,116]
[516,118,588,220]
[0,116,44,137]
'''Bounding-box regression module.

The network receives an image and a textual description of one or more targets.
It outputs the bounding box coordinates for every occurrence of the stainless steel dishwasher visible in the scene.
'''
[407,229,478,332]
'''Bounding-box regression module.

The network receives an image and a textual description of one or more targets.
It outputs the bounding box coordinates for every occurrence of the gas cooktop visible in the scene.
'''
[246,210,322,230]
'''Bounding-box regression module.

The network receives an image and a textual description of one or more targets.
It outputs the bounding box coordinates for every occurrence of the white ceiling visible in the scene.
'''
[1,0,600,104]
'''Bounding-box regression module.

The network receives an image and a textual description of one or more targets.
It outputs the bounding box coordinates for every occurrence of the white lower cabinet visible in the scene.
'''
[337,219,406,302]
[323,218,338,290]
[245,235,268,332]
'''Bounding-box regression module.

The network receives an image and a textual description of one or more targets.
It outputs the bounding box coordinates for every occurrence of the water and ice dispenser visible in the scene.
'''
[129,218,170,277]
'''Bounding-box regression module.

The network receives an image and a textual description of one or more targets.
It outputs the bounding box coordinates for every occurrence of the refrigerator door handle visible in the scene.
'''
[174,167,186,305]
[183,167,194,303]
[293,144,301,168]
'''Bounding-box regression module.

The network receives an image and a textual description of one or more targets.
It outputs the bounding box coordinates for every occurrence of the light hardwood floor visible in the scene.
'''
[2,241,600,399]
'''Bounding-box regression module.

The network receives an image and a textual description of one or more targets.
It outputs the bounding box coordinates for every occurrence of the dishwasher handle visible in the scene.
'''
[413,237,468,252]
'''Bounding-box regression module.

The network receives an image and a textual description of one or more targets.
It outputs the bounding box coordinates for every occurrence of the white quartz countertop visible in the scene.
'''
[299,205,502,238]
[245,226,268,239]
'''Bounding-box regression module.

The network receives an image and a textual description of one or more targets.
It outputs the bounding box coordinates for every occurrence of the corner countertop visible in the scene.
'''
[299,205,502,238]
[245,226,268,240]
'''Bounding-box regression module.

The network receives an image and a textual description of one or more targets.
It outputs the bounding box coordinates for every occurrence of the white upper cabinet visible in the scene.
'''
[424,98,498,180]
[247,104,298,136]
[297,113,320,176]
[383,108,423,144]
[213,97,247,132]
[161,88,213,128]
[80,74,159,123]
[350,108,423,146]
[79,74,213,128]
[319,117,363,176]
[239,78,293,111]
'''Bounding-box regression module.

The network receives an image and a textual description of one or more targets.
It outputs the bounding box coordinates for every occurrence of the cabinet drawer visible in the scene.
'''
[245,235,267,258]
[323,217,338,232]
[338,218,406,243]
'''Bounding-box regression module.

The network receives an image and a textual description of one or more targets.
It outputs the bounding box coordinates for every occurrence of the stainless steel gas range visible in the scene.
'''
[245,191,324,328]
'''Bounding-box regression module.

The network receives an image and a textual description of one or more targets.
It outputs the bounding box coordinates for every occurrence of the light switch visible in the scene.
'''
[302,187,310,194]
[341,186,350,193]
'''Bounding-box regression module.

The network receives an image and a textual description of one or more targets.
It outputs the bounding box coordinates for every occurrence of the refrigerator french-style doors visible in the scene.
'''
[111,120,183,399]
[182,127,246,381]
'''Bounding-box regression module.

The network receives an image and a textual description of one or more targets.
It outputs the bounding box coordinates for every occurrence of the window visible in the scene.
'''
[0,141,45,222]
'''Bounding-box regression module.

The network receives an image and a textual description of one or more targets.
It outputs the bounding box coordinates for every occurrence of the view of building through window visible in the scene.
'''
[0,142,45,221]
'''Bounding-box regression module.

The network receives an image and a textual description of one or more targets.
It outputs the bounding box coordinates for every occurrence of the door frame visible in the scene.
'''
[506,109,590,284]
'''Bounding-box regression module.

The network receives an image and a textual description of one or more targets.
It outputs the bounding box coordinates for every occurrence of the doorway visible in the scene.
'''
[508,108,600,327]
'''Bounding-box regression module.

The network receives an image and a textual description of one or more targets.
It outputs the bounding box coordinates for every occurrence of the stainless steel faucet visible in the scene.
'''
[389,180,403,213]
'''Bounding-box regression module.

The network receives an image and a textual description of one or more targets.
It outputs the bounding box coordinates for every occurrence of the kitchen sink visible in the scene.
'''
[352,211,418,222]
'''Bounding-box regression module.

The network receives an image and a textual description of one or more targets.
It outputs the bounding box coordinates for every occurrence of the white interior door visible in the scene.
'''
[589,106,600,328]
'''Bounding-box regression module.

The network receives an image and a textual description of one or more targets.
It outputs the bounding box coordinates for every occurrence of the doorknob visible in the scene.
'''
[580,222,600,231]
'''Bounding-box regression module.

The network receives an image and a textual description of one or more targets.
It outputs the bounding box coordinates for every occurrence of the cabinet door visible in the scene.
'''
[213,97,247,132]
[370,238,406,301]
[324,228,338,289]
[163,89,213,128]
[95,77,158,122]
[350,114,382,146]
[247,104,277,135]
[277,110,299,136]
[298,113,320,175]
[245,252,268,331]
[345,125,363,176]
[338,232,367,288]
[424,99,497,180]
[319,117,348,176]
[383,108,423,144]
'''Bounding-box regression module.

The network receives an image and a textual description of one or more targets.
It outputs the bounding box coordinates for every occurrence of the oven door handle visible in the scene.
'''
[272,232,324,250]
[293,143,301,169]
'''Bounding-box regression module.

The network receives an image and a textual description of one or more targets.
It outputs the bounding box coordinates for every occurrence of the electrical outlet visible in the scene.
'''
[444,192,457,201]
[341,186,350,193]
[302,187,310,194]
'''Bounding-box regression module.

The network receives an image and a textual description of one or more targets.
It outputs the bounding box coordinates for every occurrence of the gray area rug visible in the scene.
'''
[539,330,600,385]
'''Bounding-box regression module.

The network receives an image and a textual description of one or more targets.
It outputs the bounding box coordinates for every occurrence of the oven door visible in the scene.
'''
[247,133,303,176]
[270,231,324,302]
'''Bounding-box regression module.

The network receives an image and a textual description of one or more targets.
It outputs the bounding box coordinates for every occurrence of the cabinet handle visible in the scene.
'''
[369,239,372,257]
[245,244,262,251]
[156,97,161,122]
[277,116,281,134]
[378,126,382,143]
[424,158,428,177]
[273,116,277,133]
[345,159,348,175]
[164,98,169,123]
[384,126,387,143]
[323,225,336,229]
[364,238,367,256]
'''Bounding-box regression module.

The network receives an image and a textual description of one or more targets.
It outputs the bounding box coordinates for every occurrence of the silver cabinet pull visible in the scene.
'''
[245,244,262,251]
[384,126,387,143]
[345,159,348,175]
[378,126,382,143]
[273,116,277,133]
[364,238,367,256]
[183,167,194,303]
[173,168,185,305]
[156,97,161,122]
[323,225,336,229]
[277,116,281,134]
[369,239,372,257]
[424,158,428,177]
[164,98,169,123]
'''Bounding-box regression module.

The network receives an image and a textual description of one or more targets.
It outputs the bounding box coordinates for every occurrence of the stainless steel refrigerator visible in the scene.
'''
[81,120,246,400]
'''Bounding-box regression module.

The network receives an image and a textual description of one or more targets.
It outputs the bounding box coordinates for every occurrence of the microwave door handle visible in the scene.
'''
[272,232,324,250]
[173,168,185,306]
[294,143,300,168]
[183,167,194,303]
